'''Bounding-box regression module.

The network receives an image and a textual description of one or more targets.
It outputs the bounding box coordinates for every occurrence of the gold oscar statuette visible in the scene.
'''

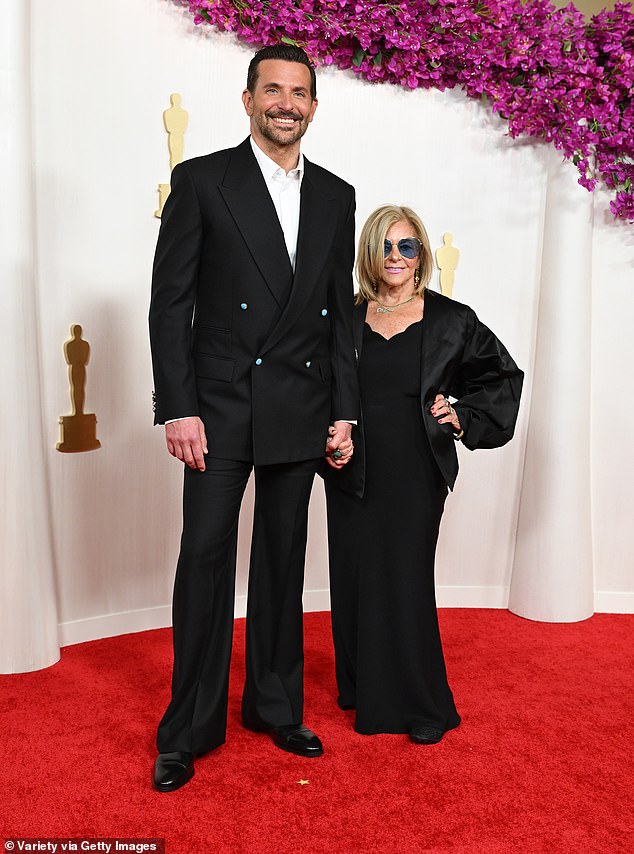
[154,184,171,218]
[154,93,188,218]
[57,324,101,453]
[435,232,460,299]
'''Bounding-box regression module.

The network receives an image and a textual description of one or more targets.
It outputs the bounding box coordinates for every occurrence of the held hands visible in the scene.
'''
[167,417,353,472]
[325,421,354,470]
[430,393,462,434]
[165,416,208,471]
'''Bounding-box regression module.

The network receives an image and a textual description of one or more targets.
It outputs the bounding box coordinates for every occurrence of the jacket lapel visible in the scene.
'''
[260,159,338,354]
[219,138,292,308]
[353,302,366,362]
[420,290,460,488]
[419,290,461,400]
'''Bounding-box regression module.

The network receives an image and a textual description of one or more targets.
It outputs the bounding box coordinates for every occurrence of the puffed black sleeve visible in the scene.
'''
[450,310,524,450]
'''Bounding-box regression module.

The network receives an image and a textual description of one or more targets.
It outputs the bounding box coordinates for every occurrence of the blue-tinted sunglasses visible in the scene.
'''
[383,238,422,259]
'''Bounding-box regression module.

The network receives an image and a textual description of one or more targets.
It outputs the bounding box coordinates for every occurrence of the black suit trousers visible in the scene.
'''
[156,456,318,755]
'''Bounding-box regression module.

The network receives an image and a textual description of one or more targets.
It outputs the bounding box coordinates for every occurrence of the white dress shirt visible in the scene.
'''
[249,136,303,271]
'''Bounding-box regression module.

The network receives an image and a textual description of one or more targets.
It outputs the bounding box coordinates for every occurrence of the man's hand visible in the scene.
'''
[325,421,354,470]
[165,417,208,471]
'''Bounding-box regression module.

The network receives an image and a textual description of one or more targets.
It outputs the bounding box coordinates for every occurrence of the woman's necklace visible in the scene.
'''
[374,294,417,314]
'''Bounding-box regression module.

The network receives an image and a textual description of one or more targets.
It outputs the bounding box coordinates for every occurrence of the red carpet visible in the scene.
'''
[2,610,633,853]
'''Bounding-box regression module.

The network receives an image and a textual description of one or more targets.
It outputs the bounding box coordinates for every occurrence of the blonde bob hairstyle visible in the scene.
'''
[355,205,434,305]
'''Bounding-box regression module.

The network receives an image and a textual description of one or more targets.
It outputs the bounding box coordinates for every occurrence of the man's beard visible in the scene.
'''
[254,110,308,147]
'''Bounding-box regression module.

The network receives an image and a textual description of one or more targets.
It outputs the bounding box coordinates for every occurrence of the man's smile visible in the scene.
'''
[267,112,301,125]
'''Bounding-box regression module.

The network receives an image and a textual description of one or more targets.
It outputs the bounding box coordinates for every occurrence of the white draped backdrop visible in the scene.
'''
[2,0,633,673]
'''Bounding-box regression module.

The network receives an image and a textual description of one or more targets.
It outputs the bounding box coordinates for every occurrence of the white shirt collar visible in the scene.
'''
[250,136,304,182]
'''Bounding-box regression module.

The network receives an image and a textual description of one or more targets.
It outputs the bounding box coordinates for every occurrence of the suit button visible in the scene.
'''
[305,361,311,368]
[255,358,263,365]
[240,303,248,310]
[321,308,328,316]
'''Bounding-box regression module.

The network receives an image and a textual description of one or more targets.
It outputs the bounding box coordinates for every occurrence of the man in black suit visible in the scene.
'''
[149,44,358,792]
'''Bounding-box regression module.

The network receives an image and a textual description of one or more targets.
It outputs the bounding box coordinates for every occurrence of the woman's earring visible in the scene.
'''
[372,281,377,292]
[414,268,421,287]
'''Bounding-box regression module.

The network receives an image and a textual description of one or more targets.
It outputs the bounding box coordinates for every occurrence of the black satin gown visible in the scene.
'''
[326,319,461,735]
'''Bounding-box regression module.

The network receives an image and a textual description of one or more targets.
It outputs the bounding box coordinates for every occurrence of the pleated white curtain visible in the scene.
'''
[1,0,60,672]
[509,160,595,622]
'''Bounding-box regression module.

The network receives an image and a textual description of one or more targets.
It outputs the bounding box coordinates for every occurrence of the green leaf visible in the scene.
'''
[353,47,365,67]
[624,178,632,192]
[281,35,298,46]
[373,51,383,67]
[563,40,572,53]
[510,73,525,85]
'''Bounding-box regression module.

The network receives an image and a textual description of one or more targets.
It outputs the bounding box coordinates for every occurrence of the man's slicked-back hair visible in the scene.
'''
[246,44,317,100]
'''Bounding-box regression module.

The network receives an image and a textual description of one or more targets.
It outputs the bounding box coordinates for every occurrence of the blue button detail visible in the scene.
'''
[255,358,262,366]
[240,303,248,310]
[321,308,328,316]
[305,361,311,368]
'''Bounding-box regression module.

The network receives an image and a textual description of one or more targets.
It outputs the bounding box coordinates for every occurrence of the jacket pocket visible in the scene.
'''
[193,322,230,334]
[193,353,236,382]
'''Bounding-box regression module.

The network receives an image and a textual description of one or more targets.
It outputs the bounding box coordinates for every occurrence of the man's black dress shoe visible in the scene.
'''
[244,721,324,757]
[152,751,194,792]
[409,726,445,745]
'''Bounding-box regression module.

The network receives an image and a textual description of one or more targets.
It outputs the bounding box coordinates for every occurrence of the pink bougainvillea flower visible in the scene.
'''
[184,0,634,221]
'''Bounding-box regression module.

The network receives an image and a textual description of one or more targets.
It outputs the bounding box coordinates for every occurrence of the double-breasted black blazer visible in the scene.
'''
[325,290,524,496]
[149,137,359,465]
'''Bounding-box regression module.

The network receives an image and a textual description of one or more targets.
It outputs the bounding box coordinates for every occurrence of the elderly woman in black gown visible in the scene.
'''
[324,205,523,745]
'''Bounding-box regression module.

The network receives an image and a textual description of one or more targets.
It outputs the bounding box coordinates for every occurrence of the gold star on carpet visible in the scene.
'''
[297,779,310,786]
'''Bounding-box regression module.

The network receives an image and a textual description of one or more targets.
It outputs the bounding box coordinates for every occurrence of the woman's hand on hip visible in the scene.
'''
[430,393,462,433]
